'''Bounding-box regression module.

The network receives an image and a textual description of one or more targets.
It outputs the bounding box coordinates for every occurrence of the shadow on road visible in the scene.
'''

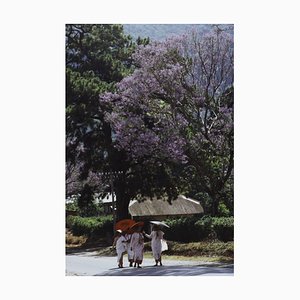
[95,264,233,276]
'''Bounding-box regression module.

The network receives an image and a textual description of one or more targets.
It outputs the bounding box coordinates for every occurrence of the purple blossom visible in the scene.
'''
[99,29,233,166]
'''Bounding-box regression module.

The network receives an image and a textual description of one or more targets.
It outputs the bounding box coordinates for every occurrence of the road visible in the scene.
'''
[66,251,233,276]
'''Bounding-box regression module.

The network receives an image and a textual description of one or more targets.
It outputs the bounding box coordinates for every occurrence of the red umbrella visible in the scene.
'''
[115,219,136,232]
[129,221,144,231]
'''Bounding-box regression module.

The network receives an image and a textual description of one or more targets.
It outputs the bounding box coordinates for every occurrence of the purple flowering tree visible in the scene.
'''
[101,27,234,216]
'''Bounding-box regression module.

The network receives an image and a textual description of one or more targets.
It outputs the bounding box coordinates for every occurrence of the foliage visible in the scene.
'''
[66,201,78,212]
[164,216,234,242]
[66,193,104,217]
[66,24,135,190]
[66,24,134,81]
[66,24,234,220]
[66,215,113,237]
[211,216,234,242]
[194,215,214,239]
[218,202,231,217]
[164,216,201,242]
[66,214,233,242]
[66,24,137,218]
[194,216,234,242]
[102,27,234,216]
[66,24,171,220]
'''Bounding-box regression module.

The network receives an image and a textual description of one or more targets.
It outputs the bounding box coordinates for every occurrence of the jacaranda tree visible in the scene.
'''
[101,27,234,216]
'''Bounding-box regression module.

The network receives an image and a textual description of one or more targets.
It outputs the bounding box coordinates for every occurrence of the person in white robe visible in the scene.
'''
[124,233,134,267]
[129,226,144,268]
[144,225,165,266]
[112,230,127,268]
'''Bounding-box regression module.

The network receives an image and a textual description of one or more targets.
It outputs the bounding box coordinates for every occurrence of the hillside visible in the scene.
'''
[123,24,213,41]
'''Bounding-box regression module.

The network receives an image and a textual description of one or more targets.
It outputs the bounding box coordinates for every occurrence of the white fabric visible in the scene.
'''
[117,251,124,262]
[113,235,126,263]
[161,239,168,252]
[125,234,134,260]
[130,232,144,261]
[145,230,165,260]
[116,235,126,254]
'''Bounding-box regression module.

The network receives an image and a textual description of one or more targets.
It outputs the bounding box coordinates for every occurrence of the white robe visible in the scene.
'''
[125,234,134,260]
[130,232,144,262]
[115,235,126,262]
[145,230,164,260]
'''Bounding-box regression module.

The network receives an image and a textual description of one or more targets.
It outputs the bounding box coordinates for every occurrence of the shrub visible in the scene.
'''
[67,215,113,237]
[164,215,234,242]
[66,215,77,228]
[211,216,234,242]
[195,215,213,240]
[93,216,114,236]
[165,216,200,242]
[66,215,233,241]
[218,202,231,217]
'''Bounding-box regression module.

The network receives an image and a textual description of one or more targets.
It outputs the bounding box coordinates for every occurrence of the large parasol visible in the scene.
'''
[115,219,136,233]
[150,220,170,228]
[129,221,144,232]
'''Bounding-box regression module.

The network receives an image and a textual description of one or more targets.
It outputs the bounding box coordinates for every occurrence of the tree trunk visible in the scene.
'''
[115,180,131,221]
[209,192,220,217]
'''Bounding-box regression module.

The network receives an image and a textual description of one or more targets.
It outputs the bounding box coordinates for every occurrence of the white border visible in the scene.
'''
[1,0,300,299]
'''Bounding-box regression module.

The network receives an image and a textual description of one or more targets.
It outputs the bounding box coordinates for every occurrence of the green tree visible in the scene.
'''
[66,24,135,214]
[66,24,164,220]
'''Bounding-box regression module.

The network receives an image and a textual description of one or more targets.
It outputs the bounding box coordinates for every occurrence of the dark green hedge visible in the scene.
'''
[66,215,113,237]
[164,216,234,242]
[66,215,233,242]
[209,216,234,242]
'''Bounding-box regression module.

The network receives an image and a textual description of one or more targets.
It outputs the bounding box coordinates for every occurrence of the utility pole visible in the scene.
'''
[109,171,116,233]
[100,170,124,234]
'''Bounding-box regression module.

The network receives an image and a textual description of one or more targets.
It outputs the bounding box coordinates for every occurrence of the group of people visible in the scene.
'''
[112,223,166,268]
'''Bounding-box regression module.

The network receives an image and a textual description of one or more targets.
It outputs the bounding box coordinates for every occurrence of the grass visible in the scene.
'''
[144,240,234,263]
[165,240,234,257]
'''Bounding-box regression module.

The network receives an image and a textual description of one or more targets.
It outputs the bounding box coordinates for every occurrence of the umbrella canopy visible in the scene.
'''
[129,221,144,231]
[150,220,170,228]
[115,219,136,232]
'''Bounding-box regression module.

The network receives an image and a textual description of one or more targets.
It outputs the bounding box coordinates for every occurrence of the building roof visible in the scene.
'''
[128,195,204,218]
[92,193,116,204]
[100,193,115,204]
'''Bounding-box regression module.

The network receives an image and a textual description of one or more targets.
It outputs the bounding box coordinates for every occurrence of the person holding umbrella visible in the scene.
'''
[112,229,127,268]
[115,219,136,267]
[129,222,144,268]
[143,223,167,266]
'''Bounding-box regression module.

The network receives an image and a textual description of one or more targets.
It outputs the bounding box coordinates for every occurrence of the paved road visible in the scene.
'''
[66,251,233,276]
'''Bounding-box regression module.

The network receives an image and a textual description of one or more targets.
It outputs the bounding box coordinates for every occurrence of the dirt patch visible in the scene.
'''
[66,230,111,254]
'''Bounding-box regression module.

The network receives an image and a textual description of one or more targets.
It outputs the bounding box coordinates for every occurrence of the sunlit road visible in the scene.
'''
[66,251,233,276]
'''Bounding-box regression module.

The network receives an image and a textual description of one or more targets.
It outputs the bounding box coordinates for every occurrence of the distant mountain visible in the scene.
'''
[123,24,213,41]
